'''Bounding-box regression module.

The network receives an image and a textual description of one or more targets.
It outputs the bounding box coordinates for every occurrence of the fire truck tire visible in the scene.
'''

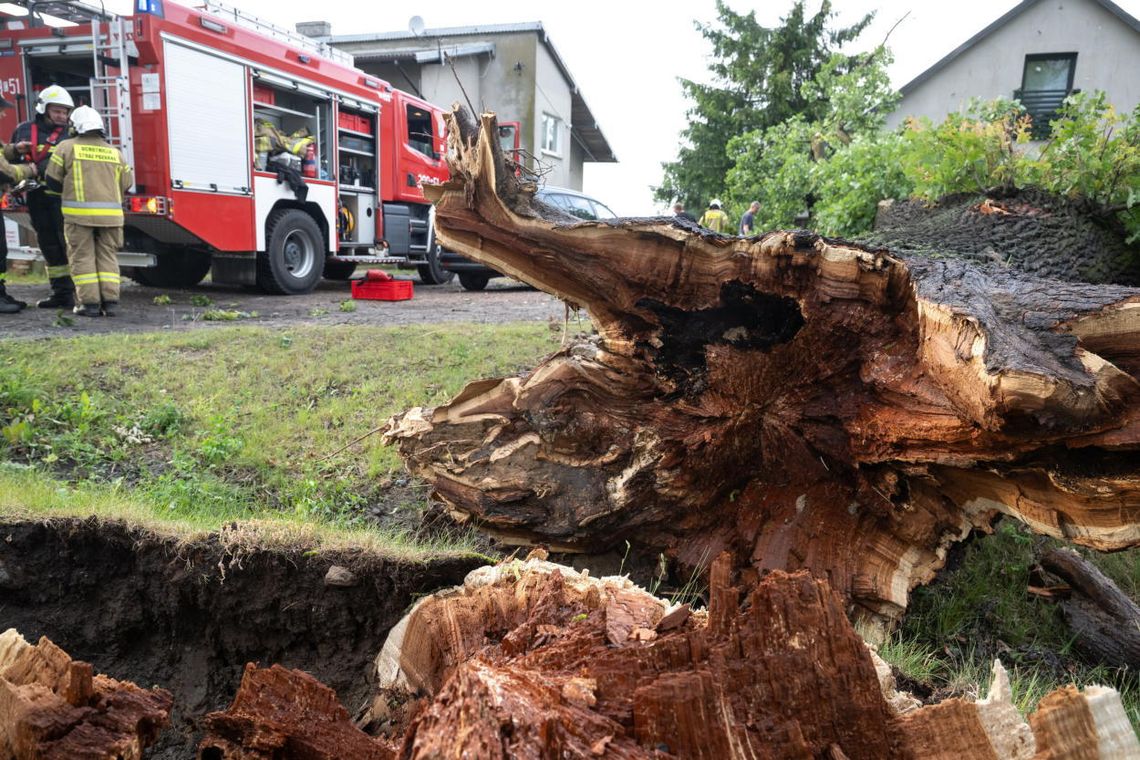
[322,260,357,280]
[259,209,325,295]
[458,272,490,291]
[417,244,455,285]
[128,249,212,289]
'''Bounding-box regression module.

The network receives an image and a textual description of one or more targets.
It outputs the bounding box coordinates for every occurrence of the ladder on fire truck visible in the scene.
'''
[89,15,135,176]
[3,0,135,174]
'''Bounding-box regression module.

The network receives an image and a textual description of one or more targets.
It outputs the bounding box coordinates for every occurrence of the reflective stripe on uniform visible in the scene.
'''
[50,153,64,168]
[62,207,125,219]
[96,271,121,283]
[72,273,101,284]
[74,158,84,201]
[46,264,70,278]
[62,200,124,219]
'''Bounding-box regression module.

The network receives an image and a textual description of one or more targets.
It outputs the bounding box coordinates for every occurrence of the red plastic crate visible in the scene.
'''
[355,114,373,134]
[337,111,356,131]
[351,277,413,301]
[252,84,275,105]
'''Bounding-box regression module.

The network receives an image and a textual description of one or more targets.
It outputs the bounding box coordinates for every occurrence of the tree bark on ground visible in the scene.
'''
[1039,547,1140,669]
[384,110,1140,634]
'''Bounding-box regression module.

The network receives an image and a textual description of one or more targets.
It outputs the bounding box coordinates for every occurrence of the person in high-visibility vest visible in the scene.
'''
[44,106,133,318]
[698,199,730,233]
[12,84,76,309]
[0,95,39,314]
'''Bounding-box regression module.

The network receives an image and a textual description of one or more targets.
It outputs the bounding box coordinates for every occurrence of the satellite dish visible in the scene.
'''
[408,15,426,36]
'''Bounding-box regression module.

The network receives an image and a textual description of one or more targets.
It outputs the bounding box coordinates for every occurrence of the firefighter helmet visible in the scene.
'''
[709,199,722,209]
[69,105,104,135]
[35,85,75,115]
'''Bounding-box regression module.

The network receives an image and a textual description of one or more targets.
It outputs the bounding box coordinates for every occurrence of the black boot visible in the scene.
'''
[37,278,76,309]
[101,300,118,317]
[73,303,102,318]
[0,285,25,312]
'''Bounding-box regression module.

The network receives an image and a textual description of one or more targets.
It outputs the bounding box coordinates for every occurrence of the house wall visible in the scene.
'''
[534,39,576,189]
[887,0,1140,128]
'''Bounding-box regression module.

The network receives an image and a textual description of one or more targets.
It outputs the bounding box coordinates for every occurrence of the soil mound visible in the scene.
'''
[0,517,484,758]
[866,189,1140,286]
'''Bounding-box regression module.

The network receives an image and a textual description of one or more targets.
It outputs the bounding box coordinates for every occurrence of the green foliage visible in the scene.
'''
[728,80,1140,242]
[898,99,1031,200]
[725,49,904,232]
[339,300,357,313]
[657,0,872,208]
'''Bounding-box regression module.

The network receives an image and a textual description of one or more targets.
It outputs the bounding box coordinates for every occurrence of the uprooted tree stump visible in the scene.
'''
[384,110,1140,635]
[355,556,1137,758]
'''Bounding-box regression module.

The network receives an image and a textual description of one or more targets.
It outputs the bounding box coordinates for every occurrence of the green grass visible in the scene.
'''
[0,462,482,559]
[0,323,563,527]
[880,520,1140,727]
[4,268,48,286]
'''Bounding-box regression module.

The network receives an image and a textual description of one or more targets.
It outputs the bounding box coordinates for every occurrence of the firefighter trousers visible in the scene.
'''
[64,222,122,305]
[28,191,74,295]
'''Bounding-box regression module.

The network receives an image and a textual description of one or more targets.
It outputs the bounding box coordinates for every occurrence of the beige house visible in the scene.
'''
[297,21,616,191]
[886,0,1140,135]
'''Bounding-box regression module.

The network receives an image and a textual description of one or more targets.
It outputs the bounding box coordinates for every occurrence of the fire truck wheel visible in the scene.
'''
[417,244,456,285]
[128,249,212,289]
[322,260,357,280]
[259,209,325,295]
[458,272,491,291]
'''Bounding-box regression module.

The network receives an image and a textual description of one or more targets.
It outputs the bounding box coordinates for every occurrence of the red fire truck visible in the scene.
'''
[0,0,454,294]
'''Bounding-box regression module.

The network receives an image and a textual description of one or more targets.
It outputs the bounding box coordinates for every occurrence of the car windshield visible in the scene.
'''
[538,189,615,220]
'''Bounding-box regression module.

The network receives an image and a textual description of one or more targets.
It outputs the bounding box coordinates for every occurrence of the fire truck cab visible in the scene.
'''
[0,0,454,294]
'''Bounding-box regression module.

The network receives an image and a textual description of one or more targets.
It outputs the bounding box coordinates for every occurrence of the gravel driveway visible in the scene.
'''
[1,275,572,339]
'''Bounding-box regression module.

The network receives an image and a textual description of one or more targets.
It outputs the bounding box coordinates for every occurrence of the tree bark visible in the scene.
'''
[385,110,1140,633]
[1040,547,1140,669]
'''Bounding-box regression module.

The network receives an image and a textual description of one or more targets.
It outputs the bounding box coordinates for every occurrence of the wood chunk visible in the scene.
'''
[0,628,172,760]
[1030,684,1140,759]
[386,110,1140,634]
[1040,548,1140,669]
[197,663,390,760]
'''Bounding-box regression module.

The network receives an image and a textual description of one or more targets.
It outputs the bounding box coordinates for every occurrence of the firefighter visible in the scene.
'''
[11,84,76,309]
[698,199,730,233]
[0,96,39,314]
[44,106,132,318]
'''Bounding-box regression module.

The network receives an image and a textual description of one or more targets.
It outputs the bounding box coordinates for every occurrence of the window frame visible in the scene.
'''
[1020,52,1077,94]
[540,112,562,157]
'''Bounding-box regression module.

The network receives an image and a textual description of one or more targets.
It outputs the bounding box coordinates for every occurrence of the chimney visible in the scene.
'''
[296,21,332,38]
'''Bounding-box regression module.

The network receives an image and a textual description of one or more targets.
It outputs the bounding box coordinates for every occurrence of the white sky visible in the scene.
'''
[100,0,1140,214]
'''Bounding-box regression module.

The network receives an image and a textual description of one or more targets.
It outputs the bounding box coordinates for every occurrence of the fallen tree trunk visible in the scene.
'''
[385,110,1140,633]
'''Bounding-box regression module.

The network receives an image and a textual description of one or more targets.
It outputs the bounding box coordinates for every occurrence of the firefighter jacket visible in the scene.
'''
[11,116,68,195]
[0,143,36,190]
[44,134,133,227]
[698,208,730,233]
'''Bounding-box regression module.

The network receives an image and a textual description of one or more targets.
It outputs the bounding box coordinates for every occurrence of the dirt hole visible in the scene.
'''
[0,518,482,758]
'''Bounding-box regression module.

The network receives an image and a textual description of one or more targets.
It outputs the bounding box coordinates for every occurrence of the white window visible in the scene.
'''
[541,112,561,155]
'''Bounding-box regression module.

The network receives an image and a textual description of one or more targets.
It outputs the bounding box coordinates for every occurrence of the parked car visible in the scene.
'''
[439,186,617,291]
